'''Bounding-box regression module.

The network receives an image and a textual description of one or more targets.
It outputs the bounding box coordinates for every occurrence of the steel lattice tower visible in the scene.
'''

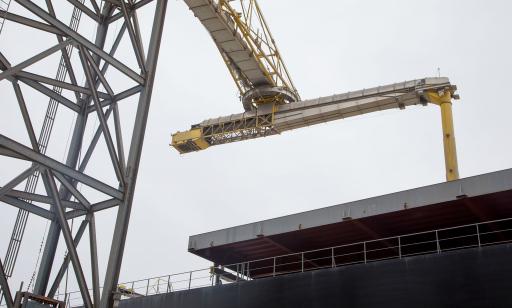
[0,1,168,307]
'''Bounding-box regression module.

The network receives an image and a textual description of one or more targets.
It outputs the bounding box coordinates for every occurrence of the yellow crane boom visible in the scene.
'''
[174,1,461,182]
[184,0,299,111]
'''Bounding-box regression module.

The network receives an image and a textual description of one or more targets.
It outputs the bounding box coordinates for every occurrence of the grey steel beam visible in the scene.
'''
[2,189,82,210]
[0,135,123,200]
[113,104,126,172]
[34,2,112,296]
[0,10,64,36]
[79,107,114,173]
[44,0,82,102]
[0,165,37,199]
[83,50,114,96]
[2,1,165,305]
[90,85,142,112]
[127,0,146,63]
[44,170,93,308]
[66,0,100,22]
[0,39,72,82]
[0,147,26,160]
[79,46,125,185]
[120,0,146,71]
[90,0,101,15]
[128,0,146,65]
[65,198,120,220]
[88,213,100,307]
[84,48,128,171]
[47,219,88,298]
[0,196,53,220]
[52,172,91,210]
[99,20,127,76]
[0,257,13,308]
[15,0,145,85]
[15,71,110,100]
[0,52,9,70]
[108,0,154,23]
[1,63,80,117]
[12,82,39,151]
[100,1,167,306]
[17,78,81,113]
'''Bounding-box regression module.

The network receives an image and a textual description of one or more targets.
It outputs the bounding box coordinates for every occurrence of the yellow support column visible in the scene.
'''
[426,90,460,181]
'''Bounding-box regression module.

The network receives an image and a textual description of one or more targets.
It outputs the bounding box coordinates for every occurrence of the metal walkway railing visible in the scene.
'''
[52,216,512,308]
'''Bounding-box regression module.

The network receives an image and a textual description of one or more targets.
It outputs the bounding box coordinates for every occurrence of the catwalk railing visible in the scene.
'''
[49,217,512,307]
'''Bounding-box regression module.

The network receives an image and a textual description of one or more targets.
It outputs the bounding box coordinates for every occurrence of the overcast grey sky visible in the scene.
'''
[1,0,511,297]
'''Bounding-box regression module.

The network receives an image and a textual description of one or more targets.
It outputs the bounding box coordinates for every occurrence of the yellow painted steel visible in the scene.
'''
[171,129,209,154]
[217,0,299,101]
[425,90,460,181]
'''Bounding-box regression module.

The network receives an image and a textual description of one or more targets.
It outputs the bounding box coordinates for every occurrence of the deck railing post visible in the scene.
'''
[398,237,402,258]
[331,248,335,268]
[363,242,367,264]
[146,278,150,296]
[189,271,192,290]
[166,275,171,293]
[301,253,304,272]
[436,230,441,253]
[476,224,481,247]
[273,257,276,277]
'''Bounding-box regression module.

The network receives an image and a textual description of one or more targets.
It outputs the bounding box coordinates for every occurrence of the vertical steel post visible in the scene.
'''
[476,224,481,247]
[301,253,304,272]
[331,248,335,268]
[363,242,367,263]
[398,237,402,258]
[87,213,100,307]
[436,230,441,253]
[273,258,276,277]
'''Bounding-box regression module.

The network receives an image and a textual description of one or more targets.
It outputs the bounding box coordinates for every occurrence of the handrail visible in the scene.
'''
[50,216,512,307]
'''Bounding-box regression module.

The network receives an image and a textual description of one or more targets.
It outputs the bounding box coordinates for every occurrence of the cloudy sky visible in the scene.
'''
[1,0,511,299]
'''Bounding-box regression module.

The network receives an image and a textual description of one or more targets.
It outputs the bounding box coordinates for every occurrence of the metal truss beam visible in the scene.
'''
[1,189,82,210]
[0,165,37,198]
[0,9,64,35]
[0,39,72,82]
[16,0,145,84]
[1,1,166,306]
[44,170,93,308]
[0,195,54,220]
[47,219,88,298]
[101,1,167,306]
[0,135,123,200]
